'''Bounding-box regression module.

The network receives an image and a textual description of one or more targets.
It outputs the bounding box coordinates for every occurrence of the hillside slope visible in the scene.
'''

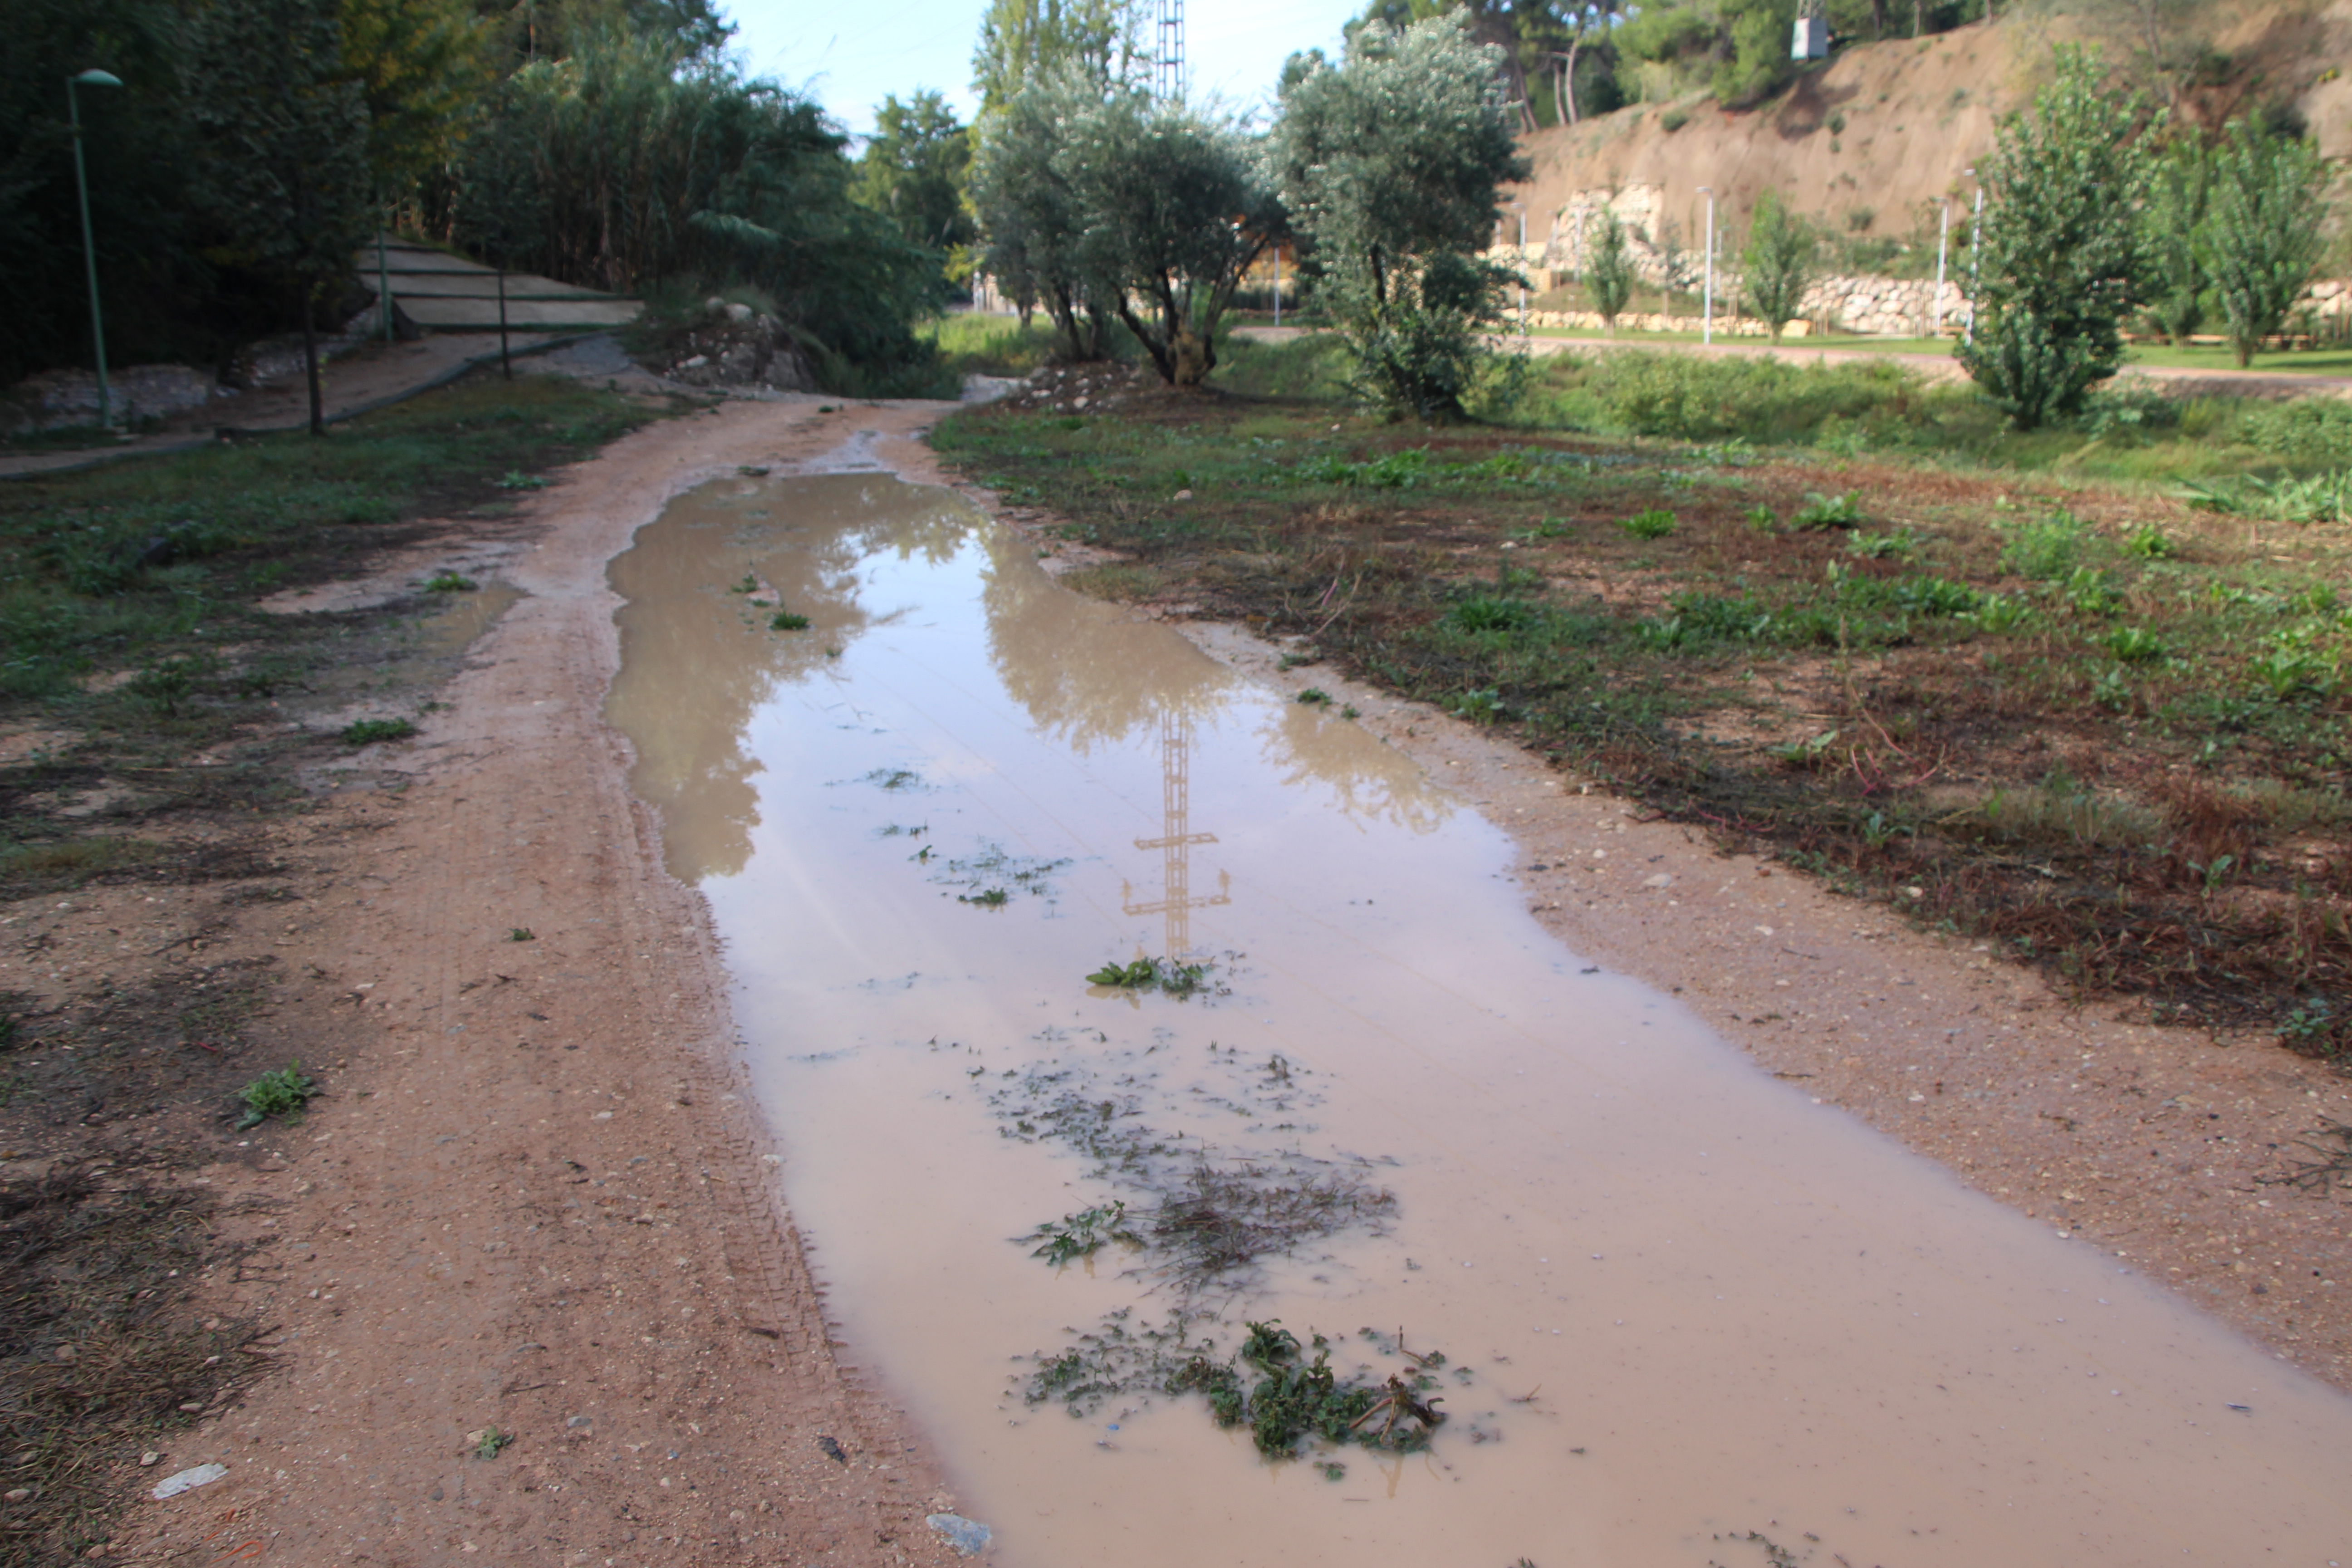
[1504,3,2352,254]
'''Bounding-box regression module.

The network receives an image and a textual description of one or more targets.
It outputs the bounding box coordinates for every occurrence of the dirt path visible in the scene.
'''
[88,399,973,1568]
[30,387,2347,1566]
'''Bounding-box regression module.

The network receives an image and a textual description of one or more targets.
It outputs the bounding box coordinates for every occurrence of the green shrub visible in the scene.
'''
[2239,397,2352,468]
[237,1062,317,1129]
[1998,510,2093,579]
[1619,508,1676,539]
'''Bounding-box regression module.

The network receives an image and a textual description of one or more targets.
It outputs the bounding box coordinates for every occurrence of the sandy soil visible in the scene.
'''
[37,398,976,1568]
[14,387,2348,1567]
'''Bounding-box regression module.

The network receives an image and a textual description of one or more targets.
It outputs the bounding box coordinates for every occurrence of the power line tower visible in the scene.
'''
[1122,708,1227,957]
[1154,0,1186,104]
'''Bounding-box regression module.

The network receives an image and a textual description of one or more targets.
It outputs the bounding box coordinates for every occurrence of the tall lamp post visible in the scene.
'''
[1931,195,1951,338]
[1697,185,1716,346]
[1512,202,1529,340]
[67,69,123,430]
[1964,166,1984,345]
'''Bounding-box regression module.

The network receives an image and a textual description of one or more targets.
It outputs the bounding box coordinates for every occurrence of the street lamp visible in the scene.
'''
[1697,185,1716,346]
[1512,203,1529,340]
[67,68,123,430]
[1964,166,1984,345]
[1931,195,1951,338]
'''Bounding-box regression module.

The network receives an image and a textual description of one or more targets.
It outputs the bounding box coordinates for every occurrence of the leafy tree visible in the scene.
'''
[972,0,1142,113]
[1712,0,1797,108]
[2205,117,2330,367]
[1273,14,1529,417]
[340,0,492,190]
[189,0,374,435]
[2140,134,2210,346]
[1956,47,2155,431]
[1066,93,1280,386]
[1586,209,1634,331]
[971,69,1118,360]
[853,88,976,288]
[450,35,944,387]
[1739,190,1816,342]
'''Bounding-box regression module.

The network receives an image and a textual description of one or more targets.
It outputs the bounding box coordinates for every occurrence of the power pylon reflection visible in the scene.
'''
[1122,707,1229,957]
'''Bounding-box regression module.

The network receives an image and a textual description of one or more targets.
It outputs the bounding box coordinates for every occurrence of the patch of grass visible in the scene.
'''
[234,1062,317,1129]
[0,836,165,894]
[1619,508,1676,539]
[770,610,812,631]
[1297,687,1333,705]
[339,717,416,745]
[423,571,479,593]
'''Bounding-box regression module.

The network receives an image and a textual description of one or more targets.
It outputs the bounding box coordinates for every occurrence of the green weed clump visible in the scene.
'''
[770,610,812,630]
[340,718,416,745]
[1022,1202,1138,1264]
[1085,956,1213,996]
[1168,1322,1448,1456]
[1619,508,1676,539]
[235,1062,317,1129]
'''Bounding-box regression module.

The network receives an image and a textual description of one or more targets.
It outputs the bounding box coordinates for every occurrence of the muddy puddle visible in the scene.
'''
[606,468,2352,1567]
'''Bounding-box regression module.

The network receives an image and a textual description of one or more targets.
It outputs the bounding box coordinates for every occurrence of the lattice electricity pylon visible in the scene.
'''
[1122,706,1227,957]
[1154,0,1186,104]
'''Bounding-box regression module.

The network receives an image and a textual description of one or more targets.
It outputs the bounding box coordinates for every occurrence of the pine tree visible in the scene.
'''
[1956,46,2154,431]
[2206,117,2330,368]
[1740,190,1817,343]
[1586,210,1634,332]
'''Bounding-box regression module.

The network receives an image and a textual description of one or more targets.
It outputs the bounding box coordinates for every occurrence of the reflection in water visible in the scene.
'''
[611,474,1449,885]
[607,470,2352,1568]
[1121,710,1227,957]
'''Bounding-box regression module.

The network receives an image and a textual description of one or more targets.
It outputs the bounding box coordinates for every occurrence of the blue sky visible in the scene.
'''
[721,0,1365,137]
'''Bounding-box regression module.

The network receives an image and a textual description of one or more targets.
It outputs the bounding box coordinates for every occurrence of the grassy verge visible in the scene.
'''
[0,368,661,1563]
[933,339,2352,1055]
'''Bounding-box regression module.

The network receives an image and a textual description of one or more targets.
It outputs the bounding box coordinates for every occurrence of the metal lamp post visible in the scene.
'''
[1697,186,1716,345]
[1964,167,1983,345]
[67,68,123,430]
[1931,196,1951,338]
[1513,203,1529,340]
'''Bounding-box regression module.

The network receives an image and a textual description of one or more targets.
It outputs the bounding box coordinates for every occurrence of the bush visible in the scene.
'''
[1558,352,1921,444]
[2239,397,2352,468]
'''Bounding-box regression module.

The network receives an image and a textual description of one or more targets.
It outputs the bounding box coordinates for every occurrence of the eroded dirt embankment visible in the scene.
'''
[83,401,972,1568]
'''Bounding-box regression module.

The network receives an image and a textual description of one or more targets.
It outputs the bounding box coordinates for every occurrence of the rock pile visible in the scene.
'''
[656,300,816,392]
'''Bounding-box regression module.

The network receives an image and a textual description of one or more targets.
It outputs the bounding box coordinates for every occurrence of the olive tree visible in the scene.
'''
[971,70,1119,360]
[1066,94,1280,386]
[1956,47,2155,430]
[2206,117,2331,367]
[1272,14,1529,418]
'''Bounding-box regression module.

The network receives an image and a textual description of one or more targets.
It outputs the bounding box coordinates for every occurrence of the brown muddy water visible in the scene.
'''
[606,467,2352,1568]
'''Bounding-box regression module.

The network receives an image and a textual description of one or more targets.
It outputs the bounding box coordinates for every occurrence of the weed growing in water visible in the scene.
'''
[235,1062,316,1129]
[339,718,416,745]
[771,610,812,630]
[1297,687,1332,705]
[936,843,1070,904]
[857,768,926,790]
[423,572,478,593]
[1168,1321,1449,1455]
[731,573,760,593]
[1085,956,1215,996]
[1022,1201,1140,1263]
